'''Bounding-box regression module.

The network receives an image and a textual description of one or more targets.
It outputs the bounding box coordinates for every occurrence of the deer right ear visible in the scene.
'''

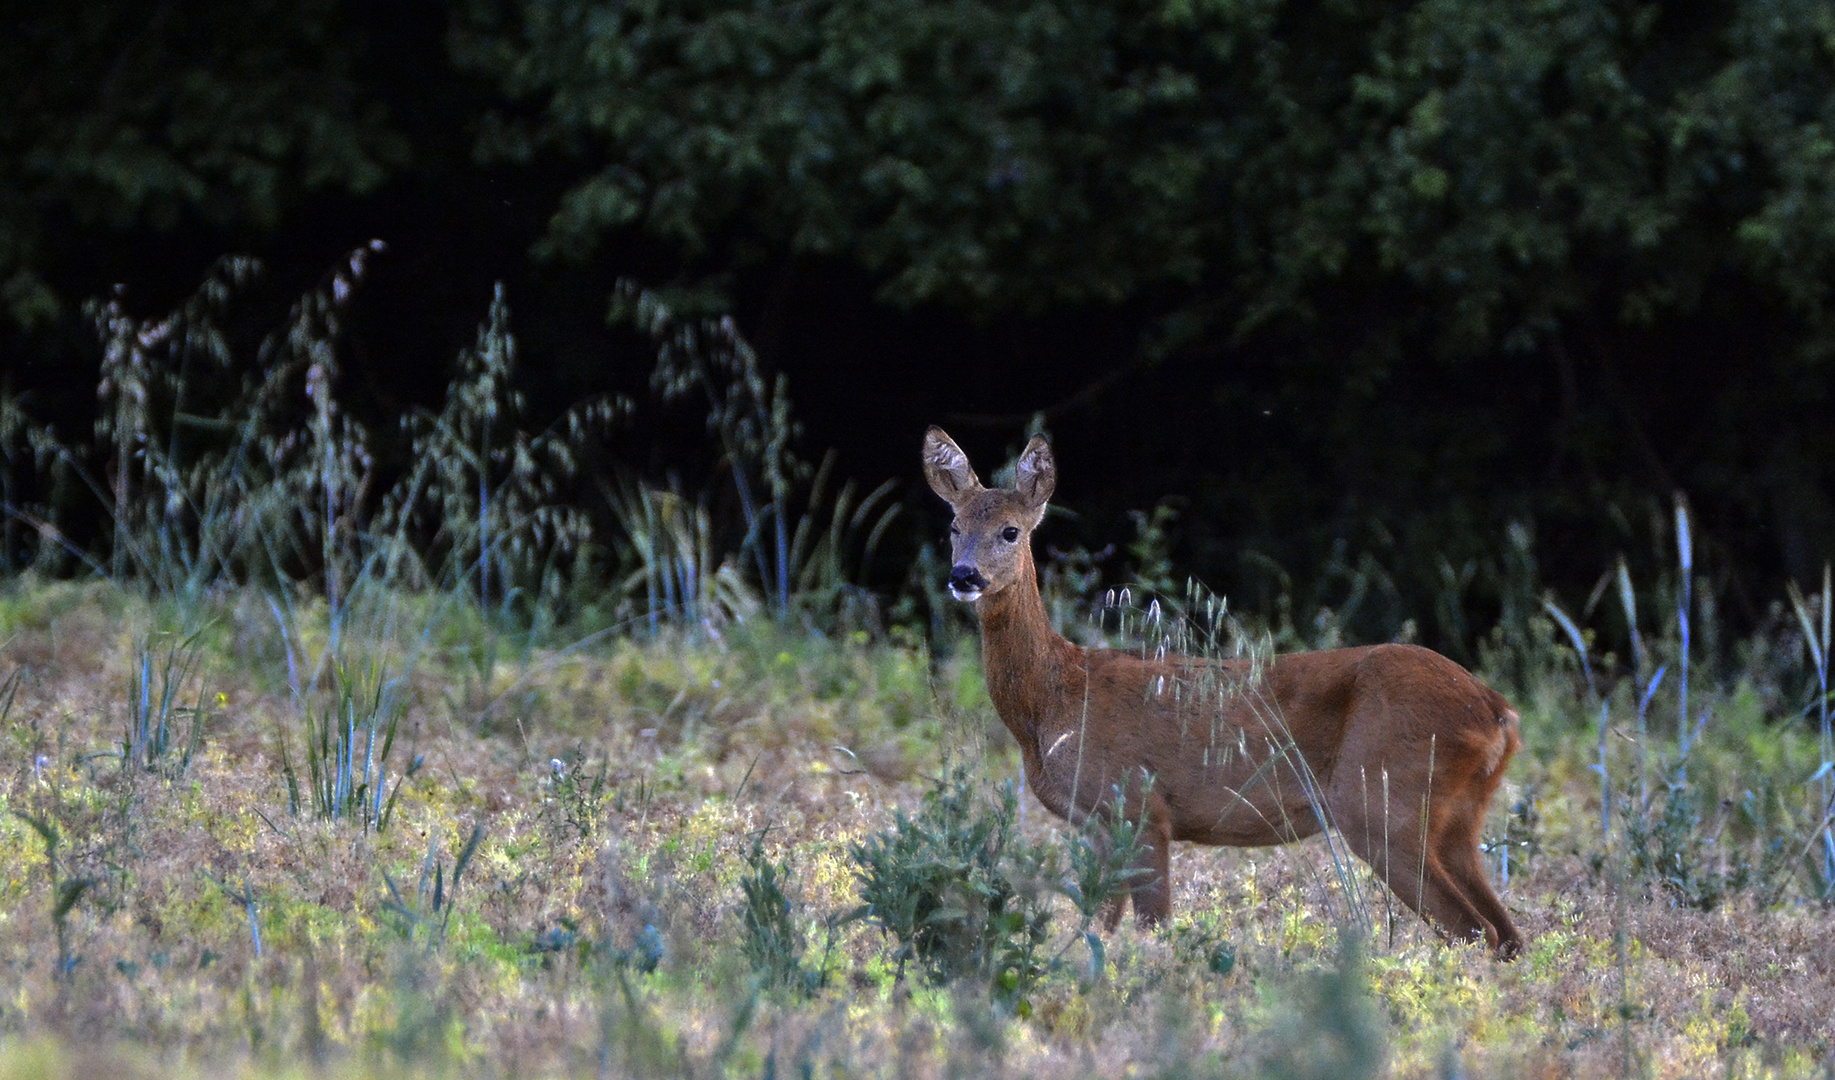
[1014,435,1056,510]
[923,427,982,504]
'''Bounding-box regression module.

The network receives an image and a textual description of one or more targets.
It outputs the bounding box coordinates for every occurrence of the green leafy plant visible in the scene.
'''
[15,812,92,985]
[280,660,415,831]
[1626,765,1727,912]
[121,629,212,776]
[1058,784,1150,982]
[382,823,485,948]
[735,836,824,996]
[1258,936,1387,1080]
[544,753,610,842]
[849,768,1051,1011]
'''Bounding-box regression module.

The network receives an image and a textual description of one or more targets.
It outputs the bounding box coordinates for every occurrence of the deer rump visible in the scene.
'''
[923,425,1525,959]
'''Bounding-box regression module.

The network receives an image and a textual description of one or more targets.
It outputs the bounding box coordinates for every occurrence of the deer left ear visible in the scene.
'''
[923,427,983,504]
[1014,436,1055,511]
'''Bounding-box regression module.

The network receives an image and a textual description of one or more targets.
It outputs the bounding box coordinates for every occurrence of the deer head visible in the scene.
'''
[922,426,1056,603]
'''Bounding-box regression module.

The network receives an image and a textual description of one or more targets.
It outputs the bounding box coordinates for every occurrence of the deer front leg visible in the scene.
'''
[1130,799,1173,927]
[1094,792,1174,930]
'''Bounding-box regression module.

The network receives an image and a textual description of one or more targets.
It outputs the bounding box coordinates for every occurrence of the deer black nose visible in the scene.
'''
[948,565,988,592]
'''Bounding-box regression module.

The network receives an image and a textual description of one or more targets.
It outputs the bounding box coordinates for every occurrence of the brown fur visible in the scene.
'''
[923,427,1526,959]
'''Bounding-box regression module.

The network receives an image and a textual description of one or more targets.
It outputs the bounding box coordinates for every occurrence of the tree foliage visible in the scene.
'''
[0,0,407,326]
[458,0,1835,365]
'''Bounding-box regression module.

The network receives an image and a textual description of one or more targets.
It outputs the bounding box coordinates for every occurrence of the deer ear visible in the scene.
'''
[923,427,982,504]
[1014,435,1056,510]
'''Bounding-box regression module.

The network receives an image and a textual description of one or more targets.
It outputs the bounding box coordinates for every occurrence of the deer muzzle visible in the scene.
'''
[947,564,989,602]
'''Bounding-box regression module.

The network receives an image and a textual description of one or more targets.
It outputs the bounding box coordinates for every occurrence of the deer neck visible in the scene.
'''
[975,553,1077,751]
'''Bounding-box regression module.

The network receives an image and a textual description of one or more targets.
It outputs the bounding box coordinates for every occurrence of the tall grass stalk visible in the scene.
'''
[1615,560,1652,808]
[1090,583,1375,942]
[780,453,900,631]
[211,877,263,959]
[1597,702,1612,847]
[1543,595,1611,844]
[1674,501,1694,769]
[605,479,757,631]
[0,667,21,727]
[1789,565,1833,895]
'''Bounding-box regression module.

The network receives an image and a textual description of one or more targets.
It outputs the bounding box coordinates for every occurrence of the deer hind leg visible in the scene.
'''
[1437,826,1524,959]
[1433,768,1526,959]
[1332,764,1499,953]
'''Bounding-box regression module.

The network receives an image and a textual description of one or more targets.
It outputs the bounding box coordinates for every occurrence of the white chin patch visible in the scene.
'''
[948,585,983,603]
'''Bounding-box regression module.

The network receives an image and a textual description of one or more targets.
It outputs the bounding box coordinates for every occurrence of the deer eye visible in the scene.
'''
[1001,526,1021,542]
[949,524,960,535]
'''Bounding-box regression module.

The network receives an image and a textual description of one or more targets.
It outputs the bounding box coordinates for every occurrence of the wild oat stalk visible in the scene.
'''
[0,390,69,574]
[380,283,622,628]
[12,247,387,625]
[266,244,388,651]
[616,282,807,620]
[83,257,266,593]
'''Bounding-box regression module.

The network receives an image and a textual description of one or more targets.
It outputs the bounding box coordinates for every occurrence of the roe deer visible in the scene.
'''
[923,427,1525,959]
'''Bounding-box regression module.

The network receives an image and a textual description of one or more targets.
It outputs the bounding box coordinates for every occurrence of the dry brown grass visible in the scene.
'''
[1,582,1833,1079]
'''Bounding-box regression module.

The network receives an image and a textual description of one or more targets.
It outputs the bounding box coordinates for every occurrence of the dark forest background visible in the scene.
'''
[4,0,1834,651]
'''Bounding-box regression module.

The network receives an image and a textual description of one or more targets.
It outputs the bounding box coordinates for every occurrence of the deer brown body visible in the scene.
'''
[924,427,1525,959]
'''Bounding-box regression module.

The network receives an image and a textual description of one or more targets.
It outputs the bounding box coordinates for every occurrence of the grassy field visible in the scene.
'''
[1,237,1830,1080]
[1,577,1832,1080]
